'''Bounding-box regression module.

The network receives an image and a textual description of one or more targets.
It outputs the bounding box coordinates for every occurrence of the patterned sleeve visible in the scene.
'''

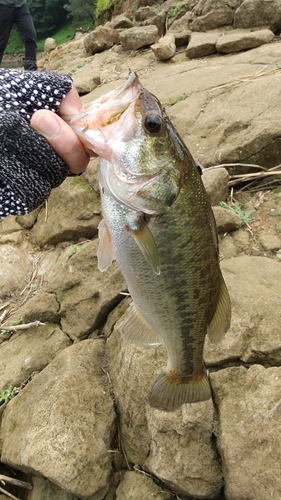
[0,69,74,219]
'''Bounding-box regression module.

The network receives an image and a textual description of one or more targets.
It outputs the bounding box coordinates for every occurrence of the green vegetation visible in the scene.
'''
[168,2,189,17]
[167,92,188,106]
[0,386,18,405]
[96,0,113,18]
[220,201,252,225]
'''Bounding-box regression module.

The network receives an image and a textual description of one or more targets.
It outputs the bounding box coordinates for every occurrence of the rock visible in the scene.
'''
[32,176,101,247]
[191,0,234,31]
[84,26,119,55]
[0,340,116,499]
[202,167,229,206]
[141,11,167,37]
[0,323,71,393]
[205,256,281,367]
[29,476,79,500]
[213,205,243,233]
[14,291,61,324]
[43,239,127,340]
[186,30,221,58]
[72,69,101,95]
[44,37,56,52]
[119,25,159,50]
[107,324,223,498]
[135,6,159,21]
[169,11,193,32]
[151,33,176,60]
[109,14,134,29]
[258,231,281,251]
[211,365,281,500]
[0,244,32,299]
[216,28,275,54]
[116,471,172,500]
[234,0,281,32]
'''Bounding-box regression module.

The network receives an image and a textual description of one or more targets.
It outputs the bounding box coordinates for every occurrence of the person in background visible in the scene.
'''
[0,0,37,70]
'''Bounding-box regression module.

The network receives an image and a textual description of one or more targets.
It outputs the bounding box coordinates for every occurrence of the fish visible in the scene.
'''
[63,71,231,412]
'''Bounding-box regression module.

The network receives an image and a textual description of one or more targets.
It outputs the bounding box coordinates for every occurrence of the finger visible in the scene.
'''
[59,85,84,116]
[30,110,91,174]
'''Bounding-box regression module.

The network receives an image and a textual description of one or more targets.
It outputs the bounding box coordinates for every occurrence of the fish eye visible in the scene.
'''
[144,114,162,135]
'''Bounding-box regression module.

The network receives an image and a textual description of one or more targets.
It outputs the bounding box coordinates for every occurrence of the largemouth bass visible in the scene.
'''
[64,71,231,412]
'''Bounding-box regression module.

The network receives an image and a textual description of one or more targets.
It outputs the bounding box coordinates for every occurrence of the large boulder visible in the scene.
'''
[234,0,281,32]
[84,26,119,55]
[1,340,116,499]
[119,25,159,50]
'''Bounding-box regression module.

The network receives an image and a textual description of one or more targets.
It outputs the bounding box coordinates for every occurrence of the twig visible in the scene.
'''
[208,163,267,171]
[268,399,281,418]
[1,321,45,332]
[0,475,32,490]
[0,487,22,500]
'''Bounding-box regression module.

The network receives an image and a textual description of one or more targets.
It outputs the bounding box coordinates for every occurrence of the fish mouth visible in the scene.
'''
[63,70,141,129]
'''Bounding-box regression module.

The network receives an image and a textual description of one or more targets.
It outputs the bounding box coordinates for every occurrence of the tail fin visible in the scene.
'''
[148,369,211,412]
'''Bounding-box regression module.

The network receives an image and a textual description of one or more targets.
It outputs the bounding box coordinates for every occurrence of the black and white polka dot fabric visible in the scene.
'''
[0,69,73,219]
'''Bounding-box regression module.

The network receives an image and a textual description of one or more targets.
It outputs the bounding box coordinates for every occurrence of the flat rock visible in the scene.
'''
[216,28,275,54]
[205,256,281,366]
[186,30,221,59]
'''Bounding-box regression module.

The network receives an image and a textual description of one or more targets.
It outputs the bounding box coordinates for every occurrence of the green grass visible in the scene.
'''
[6,20,91,54]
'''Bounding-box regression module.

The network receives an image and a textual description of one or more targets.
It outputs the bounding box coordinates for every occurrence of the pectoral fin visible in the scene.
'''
[207,274,231,343]
[127,220,160,275]
[121,302,162,347]
[97,219,114,272]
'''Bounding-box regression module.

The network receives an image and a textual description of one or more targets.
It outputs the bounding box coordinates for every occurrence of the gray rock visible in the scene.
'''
[109,14,134,29]
[172,29,192,47]
[141,11,167,37]
[84,26,119,55]
[116,471,172,500]
[0,244,32,299]
[44,239,127,340]
[73,69,101,95]
[191,8,234,31]
[0,340,116,499]
[234,0,281,32]
[151,33,176,60]
[32,176,101,247]
[0,323,71,389]
[258,231,281,251]
[205,256,281,367]
[213,205,243,233]
[169,11,193,31]
[28,475,80,500]
[135,6,159,21]
[216,28,275,54]
[186,30,221,58]
[119,25,159,50]
[202,167,229,206]
[211,364,281,500]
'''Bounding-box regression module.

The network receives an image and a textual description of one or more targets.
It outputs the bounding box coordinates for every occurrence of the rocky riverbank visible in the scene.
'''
[1,1,281,499]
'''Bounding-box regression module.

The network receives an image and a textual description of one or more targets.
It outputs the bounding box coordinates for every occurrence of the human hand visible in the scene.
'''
[0,69,92,218]
[31,85,94,175]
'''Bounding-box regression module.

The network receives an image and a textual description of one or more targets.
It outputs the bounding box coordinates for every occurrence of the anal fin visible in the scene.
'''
[121,302,162,347]
[207,274,231,344]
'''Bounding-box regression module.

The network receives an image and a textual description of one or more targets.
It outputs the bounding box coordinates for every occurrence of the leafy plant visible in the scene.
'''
[0,386,18,405]
[167,92,187,106]
[168,2,189,17]
[220,201,252,225]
